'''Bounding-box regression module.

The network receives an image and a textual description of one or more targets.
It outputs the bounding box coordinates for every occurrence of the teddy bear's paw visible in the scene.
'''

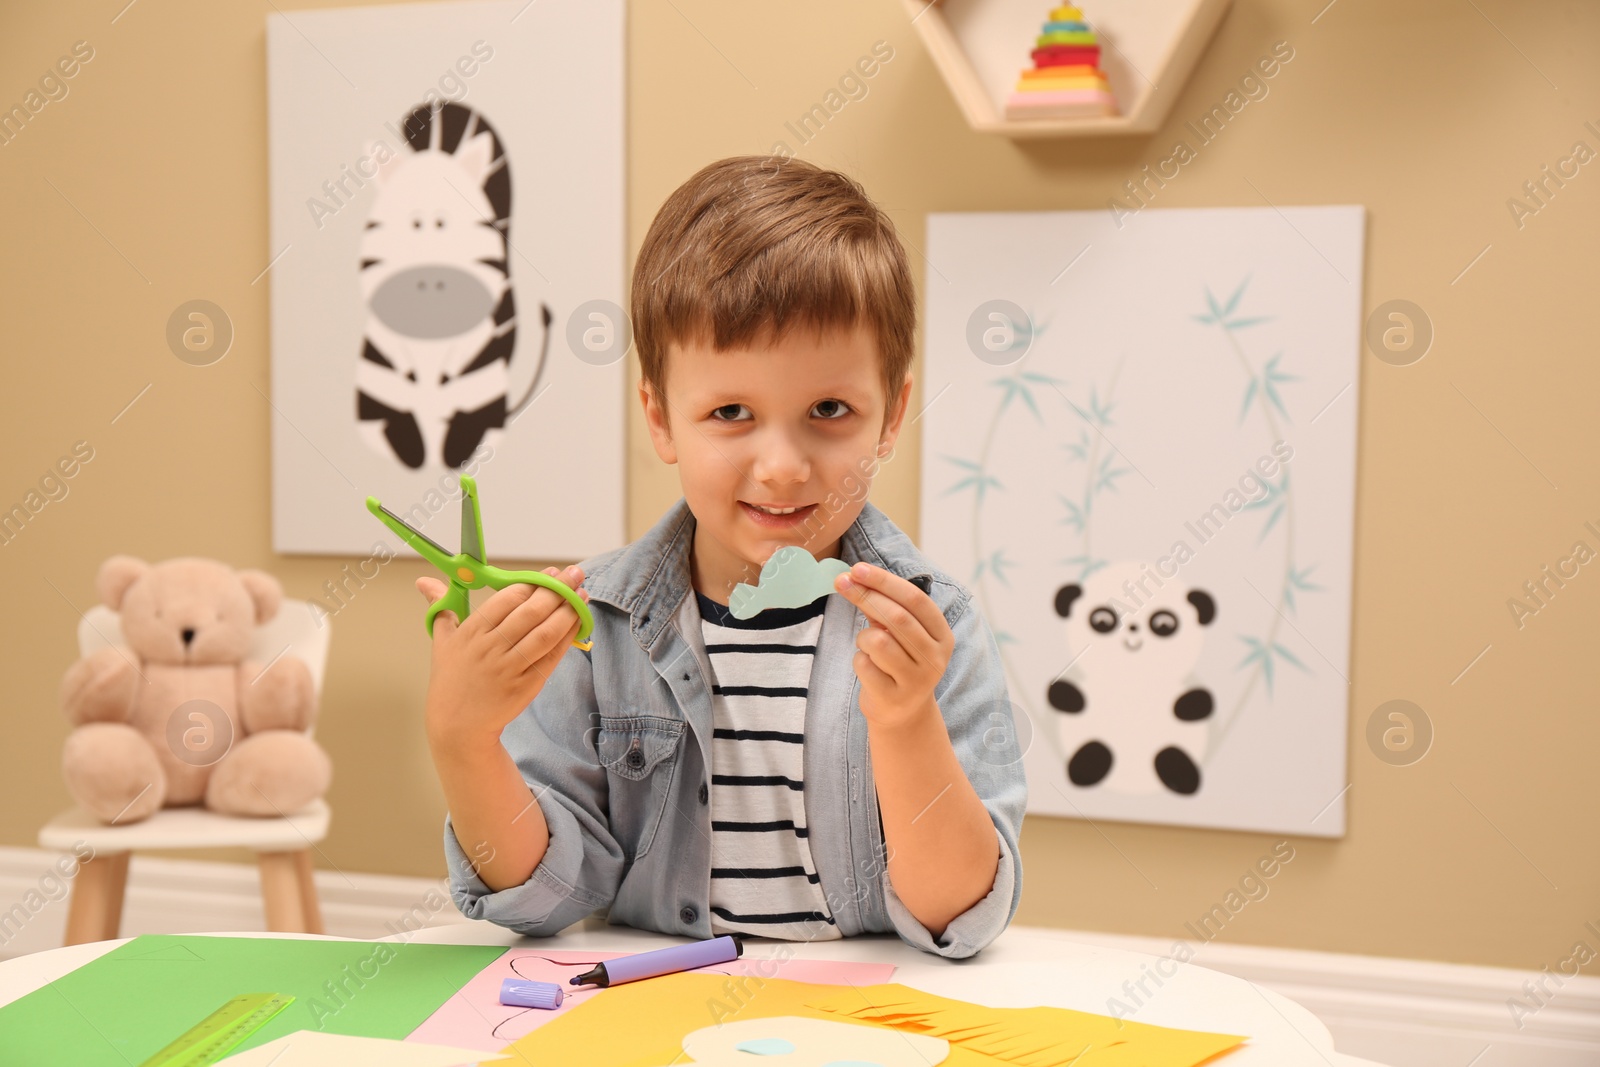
[238,656,315,733]
[60,647,141,726]
[62,723,168,824]
[205,731,332,817]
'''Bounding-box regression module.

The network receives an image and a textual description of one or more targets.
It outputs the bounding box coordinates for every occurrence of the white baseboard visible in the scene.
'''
[1015,929,1600,1067]
[0,845,478,959]
[3,847,1596,1066]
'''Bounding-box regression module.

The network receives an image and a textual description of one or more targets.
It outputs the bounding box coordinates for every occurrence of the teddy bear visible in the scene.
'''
[59,555,331,824]
[1047,559,1217,796]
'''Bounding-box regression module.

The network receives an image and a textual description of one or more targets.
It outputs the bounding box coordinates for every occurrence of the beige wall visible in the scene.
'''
[2,0,1594,972]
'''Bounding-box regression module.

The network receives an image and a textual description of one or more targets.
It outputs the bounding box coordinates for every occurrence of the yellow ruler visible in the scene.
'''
[137,993,294,1067]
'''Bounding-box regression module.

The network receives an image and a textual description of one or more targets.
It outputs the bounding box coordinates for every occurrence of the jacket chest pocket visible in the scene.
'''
[595,714,686,861]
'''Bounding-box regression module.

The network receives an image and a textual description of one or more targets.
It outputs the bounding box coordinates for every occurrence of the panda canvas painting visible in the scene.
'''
[266,0,624,559]
[919,207,1364,837]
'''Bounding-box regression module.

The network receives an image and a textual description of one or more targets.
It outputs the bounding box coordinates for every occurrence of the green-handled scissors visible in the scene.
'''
[366,475,594,650]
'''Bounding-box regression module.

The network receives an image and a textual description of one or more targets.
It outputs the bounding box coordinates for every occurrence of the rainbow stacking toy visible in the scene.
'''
[1004,5,1118,120]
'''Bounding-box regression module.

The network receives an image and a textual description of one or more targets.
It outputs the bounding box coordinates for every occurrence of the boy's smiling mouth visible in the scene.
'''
[739,500,818,527]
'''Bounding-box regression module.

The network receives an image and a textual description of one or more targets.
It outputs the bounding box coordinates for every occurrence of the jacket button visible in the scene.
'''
[625,749,646,770]
[698,782,708,805]
[679,905,697,924]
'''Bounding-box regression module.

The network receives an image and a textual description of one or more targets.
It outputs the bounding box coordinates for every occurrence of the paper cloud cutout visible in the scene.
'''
[728,546,851,620]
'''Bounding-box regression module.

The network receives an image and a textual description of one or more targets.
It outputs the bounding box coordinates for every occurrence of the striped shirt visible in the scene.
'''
[696,589,841,941]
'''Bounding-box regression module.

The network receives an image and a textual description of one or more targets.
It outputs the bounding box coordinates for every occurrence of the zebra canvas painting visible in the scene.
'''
[356,102,549,470]
[267,0,624,559]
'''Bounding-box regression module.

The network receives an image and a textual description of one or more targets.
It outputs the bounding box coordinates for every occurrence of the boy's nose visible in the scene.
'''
[748,431,810,484]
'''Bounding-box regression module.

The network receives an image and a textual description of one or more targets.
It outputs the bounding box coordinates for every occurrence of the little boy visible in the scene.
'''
[418,156,1026,958]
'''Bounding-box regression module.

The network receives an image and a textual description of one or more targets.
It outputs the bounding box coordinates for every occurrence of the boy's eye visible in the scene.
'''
[708,401,851,421]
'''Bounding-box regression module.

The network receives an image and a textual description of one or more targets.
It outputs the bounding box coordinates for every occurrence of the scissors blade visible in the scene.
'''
[371,500,451,560]
[460,475,485,562]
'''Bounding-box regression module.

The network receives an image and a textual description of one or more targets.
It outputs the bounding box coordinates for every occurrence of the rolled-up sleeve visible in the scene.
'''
[881,589,1027,958]
[443,641,625,936]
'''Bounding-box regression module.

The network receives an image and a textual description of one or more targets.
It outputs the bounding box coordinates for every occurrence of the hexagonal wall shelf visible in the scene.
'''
[902,0,1234,138]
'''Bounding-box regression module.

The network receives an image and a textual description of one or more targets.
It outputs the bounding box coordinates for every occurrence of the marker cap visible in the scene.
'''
[499,978,565,1009]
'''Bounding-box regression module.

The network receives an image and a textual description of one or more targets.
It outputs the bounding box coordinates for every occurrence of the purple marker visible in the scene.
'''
[569,935,743,987]
[500,978,564,1009]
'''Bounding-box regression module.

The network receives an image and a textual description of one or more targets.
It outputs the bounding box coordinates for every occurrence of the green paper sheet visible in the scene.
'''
[0,934,505,1066]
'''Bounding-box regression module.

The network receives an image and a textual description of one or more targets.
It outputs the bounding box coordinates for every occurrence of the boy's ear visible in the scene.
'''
[639,378,678,464]
[879,371,914,452]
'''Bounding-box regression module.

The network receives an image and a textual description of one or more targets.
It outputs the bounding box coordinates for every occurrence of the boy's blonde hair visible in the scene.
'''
[631,155,915,426]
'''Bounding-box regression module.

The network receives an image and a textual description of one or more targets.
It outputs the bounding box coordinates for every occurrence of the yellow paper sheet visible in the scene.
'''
[503,973,1245,1067]
[811,984,1245,1067]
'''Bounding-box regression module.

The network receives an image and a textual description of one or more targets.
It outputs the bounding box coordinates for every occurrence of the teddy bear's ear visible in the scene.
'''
[96,556,150,610]
[237,569,283,624]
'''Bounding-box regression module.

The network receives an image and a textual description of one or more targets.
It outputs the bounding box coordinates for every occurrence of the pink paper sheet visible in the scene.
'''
[406,949,897,1052]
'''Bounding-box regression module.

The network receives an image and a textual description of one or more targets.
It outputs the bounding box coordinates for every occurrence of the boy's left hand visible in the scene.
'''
[834,562,953,732]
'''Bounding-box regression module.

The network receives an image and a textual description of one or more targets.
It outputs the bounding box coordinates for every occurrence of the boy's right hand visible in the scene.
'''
[418,567,589,752]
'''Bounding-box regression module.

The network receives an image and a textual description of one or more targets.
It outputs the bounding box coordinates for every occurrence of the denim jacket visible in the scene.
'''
[444,497,1027,958]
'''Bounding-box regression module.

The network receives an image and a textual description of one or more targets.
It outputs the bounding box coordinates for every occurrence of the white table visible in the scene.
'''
[0,923,1391,1065]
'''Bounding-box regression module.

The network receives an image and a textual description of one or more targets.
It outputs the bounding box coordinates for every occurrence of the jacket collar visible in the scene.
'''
[583,497,906,652]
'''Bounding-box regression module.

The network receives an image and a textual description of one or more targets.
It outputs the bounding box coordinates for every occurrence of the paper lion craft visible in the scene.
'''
[650,1017,948,1067]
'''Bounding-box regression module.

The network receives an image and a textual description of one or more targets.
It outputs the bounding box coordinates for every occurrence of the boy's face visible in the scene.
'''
[640,321,912,601]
